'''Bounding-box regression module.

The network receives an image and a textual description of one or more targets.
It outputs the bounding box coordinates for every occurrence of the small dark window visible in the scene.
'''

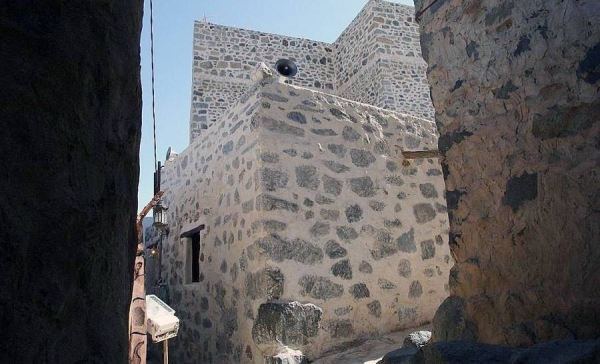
[181,224,204,285]
[191,233,200,283]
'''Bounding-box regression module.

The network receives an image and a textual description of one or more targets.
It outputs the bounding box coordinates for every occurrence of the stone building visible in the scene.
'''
[155,1,452,362]
[189,0,432,142]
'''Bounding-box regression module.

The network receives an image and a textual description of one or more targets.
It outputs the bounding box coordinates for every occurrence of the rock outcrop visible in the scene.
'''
[379,339,600,364]
[252,301,323,356]
[414,0,600,346]
[0,1,143,362]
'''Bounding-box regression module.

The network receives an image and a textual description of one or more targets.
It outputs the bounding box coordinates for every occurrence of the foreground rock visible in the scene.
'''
[414,0,600,344]
[252,301,322,356]
[378,347,419,364]
[403,331,431,348]
[265,347,307,364]
[0,1,142,362]
[378,339,600,363]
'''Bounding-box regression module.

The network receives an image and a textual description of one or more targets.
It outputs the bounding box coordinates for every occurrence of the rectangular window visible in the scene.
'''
[191,232,200,283]
[181,224,204,285]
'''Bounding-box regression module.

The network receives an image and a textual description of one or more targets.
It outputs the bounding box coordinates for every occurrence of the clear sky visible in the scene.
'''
[138,0,414,212]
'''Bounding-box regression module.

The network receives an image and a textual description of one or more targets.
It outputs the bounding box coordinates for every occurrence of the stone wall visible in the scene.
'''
[333,0,432,120]
[159,79,451,363]
[190,0,434,141]
[161,82,265,363]
[415,0,600,346]
[190,22,336,141]
[191,79,250,142]
[0,1,143,362]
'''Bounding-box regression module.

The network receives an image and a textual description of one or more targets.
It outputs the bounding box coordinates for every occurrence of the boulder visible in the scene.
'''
[377,347,419,364]
[431,296,477,342]
[265,347,307,364]
[403,331,432,348]
[252,301,322,355]
[414,0,600,344]
[510,339,600,364]
[379,339,600,364]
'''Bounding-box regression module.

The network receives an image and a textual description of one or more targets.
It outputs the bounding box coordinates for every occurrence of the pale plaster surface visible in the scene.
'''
[154,1,455,362]
[159,79,450,363]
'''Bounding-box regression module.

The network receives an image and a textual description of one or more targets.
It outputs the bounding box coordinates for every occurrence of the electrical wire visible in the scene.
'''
[415,0,442,21]
[150,0,158,172]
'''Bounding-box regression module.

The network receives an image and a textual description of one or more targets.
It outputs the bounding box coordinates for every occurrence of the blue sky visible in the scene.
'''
[139,0,414,211]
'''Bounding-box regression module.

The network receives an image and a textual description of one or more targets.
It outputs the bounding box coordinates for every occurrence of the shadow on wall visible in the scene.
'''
[0,1,143,363]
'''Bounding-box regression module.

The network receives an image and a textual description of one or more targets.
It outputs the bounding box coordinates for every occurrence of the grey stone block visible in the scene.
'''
[323,175,343,196]
[245,266,284,301]
[345,204,363,223]
[342,126,362,141]
[413,203,436,224]
[331,259,353,280]
[325,240,347,258]
[299,275,344,301]
[327,319,355,338]
[348,176,377,197]
[256,194,299,212]
[323,160,351,173]
[350,148,376,167]
[336,226,359,241]
[252,301,322,347]
[350,283,370,299]
[296,165,320,190]
[249,234,323,265]
[397,259,412,278]
[397,228,417,253]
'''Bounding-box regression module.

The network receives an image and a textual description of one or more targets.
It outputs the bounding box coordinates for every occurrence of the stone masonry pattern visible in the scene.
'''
[415,0,600,347]
[152,1,455,362]
[190,0,433,142]
[159,78,451,363]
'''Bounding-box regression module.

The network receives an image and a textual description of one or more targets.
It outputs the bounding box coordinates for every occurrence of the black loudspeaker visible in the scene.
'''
[275,58,298,77]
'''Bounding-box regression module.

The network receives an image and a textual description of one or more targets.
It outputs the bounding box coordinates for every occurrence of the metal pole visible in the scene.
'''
[163,339,168,364]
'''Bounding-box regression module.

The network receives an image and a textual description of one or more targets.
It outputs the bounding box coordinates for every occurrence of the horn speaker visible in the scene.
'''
[275,58,298,77]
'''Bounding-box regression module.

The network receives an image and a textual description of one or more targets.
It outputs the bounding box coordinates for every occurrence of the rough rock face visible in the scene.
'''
[379,339,600,364]
[414,0,600,346]
[403,331,431,348]
[252,302,323,355]
[0,1,143,362]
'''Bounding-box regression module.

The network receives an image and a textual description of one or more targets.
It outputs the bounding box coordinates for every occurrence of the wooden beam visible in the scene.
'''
[402,150,441,159]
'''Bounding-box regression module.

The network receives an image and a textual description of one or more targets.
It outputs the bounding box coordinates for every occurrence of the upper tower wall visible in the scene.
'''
[334,0,433,120]
[190,22,335,141]
[190,0,435,142]
[333,0,423,90]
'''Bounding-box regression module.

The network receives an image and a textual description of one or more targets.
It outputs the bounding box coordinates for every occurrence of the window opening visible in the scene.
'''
[191,232,200,283]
